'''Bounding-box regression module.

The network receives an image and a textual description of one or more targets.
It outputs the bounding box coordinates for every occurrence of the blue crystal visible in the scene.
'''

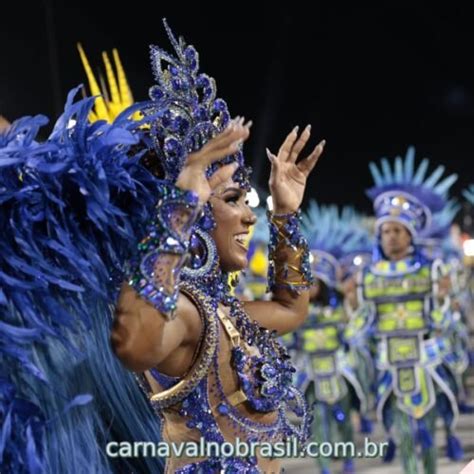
[212,99,227,113]
[164,138,179,154]
[200,213,214,230]
[193,107,208,121]
[262,364,277,378]
[185,46,196,59]
[149,86,164,101]
[412,393,422,405]
[196,75,210,88]
[179,118,190,133]
[217,403,229,415]
[262,384,277,396]
[333,407,345,422]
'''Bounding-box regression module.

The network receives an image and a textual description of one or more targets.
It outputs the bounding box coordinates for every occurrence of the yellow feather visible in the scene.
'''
[113,49,133,107]
[77,43,109,122]
[102,51,120,107]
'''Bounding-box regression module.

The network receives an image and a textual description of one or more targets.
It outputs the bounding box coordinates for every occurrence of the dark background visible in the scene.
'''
[2,2,473,218]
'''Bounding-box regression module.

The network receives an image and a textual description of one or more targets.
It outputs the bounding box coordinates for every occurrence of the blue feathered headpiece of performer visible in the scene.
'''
[337,207,374,281]
[416,199,461,260]
[302,201,371,288]
[367,146,458,237]
[463,184,474,205]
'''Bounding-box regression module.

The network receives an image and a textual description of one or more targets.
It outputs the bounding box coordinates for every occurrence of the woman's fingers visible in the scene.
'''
[187,118,251,168]
[276,126,299,162]
[297,139,326,176]
[208,162,240,190]
[288,124,311,163]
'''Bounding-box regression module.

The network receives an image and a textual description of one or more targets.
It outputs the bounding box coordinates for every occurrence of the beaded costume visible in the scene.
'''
[123,21,313,473]
[356,148,463,473]
[289,202,372,474]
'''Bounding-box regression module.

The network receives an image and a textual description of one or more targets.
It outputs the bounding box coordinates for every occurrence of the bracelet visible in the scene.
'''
[127,183,200,320]
[267,209,313,295]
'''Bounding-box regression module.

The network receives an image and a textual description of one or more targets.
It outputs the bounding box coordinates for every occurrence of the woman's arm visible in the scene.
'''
[111,283,203,372]
[244,126,325,335]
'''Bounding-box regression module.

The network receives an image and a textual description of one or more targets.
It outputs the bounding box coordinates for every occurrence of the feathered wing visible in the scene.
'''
[0,88,164,473]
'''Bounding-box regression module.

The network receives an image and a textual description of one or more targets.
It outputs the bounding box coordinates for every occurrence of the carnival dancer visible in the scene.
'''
[354,147,463,473]
[292,202,370,474]
[111,20,325,473]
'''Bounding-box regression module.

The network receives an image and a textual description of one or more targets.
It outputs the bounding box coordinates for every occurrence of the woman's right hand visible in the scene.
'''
[175,117,251,204]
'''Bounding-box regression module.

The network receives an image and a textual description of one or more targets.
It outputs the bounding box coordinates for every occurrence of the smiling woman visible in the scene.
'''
[210,183,257,271]
[110,19,325,473]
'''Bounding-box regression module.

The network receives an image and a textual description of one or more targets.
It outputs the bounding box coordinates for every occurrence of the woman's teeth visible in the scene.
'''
[234,235,247,246]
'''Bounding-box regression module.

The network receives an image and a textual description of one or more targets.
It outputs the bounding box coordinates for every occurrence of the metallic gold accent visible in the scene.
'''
[148,282,218,408]
[216,308,241,347]
[227,389,248,406]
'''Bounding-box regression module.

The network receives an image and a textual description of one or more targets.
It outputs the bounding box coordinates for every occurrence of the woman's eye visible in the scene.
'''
[225,195,239,204]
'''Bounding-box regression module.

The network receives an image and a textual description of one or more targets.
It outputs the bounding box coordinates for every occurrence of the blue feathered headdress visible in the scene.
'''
[416,199,461,260]
[463,184,474,205]
[302,201,372,288]
[337,207,374,280]
[367,146,458,237]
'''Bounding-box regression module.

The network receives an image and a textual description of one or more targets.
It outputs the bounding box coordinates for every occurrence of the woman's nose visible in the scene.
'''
[244,208,257,226]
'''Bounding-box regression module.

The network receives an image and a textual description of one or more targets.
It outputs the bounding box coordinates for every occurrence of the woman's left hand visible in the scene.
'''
[267,125,325,214]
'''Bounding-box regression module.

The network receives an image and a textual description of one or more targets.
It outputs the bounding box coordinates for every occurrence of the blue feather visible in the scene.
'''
[434,173,458,196]
[412,157,429,185]
[424,165,445,188]
[404,146,415,181]
[1,90,164,472]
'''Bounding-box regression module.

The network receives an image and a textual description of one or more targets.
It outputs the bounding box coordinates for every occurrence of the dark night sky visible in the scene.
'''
[2,3,473,215]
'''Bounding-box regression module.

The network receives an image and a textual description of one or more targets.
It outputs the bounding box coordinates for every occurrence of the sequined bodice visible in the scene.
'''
[144,283,309,473]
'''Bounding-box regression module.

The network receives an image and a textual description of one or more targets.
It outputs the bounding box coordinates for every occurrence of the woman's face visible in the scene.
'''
[210,178,256,272]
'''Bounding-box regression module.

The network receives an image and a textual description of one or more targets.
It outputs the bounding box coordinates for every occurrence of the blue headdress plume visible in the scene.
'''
[0,88,164,472]
[337,206,374,280]
[302,201,371,288]
[142,19,251,196]
[463,184,474,204]
[367,146,458,237]
[417,199,461,261]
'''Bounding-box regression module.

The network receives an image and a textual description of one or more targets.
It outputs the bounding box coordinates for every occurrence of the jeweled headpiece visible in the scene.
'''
[367,146,457,237]
[141,19,251,194]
